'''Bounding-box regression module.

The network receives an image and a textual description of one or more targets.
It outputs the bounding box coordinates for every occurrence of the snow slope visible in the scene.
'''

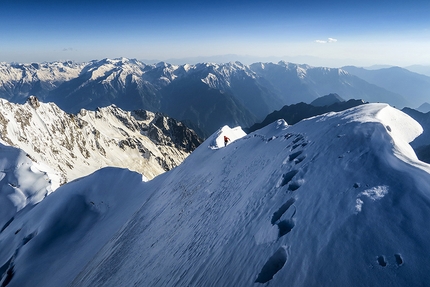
[0,143,54,231]
[2,103,430,287]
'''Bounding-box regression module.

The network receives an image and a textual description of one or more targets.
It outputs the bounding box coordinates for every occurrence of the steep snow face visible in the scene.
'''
[0,168,149,287]
[0,97,201,185]
[0,143,54,230]
[2,104,430,287]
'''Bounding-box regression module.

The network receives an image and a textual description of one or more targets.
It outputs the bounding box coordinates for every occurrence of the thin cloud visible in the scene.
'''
[62,48,76,52]
[315,38,338,44]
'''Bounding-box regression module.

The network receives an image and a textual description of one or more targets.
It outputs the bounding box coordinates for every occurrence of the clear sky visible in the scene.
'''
[1,0,430,67]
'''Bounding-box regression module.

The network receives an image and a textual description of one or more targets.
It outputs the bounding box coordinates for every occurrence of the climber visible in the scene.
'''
[224,135,230,147]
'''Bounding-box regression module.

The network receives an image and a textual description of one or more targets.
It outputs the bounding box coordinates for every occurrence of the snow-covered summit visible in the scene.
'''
[208,125,247,149]
[1,103,430,286]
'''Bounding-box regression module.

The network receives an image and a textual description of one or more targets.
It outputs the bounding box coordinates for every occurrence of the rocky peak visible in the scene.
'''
[27,95,40,108]
[0,99,203,186]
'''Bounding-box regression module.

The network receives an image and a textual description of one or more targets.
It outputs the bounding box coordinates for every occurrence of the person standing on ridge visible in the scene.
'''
[224,135,230,147]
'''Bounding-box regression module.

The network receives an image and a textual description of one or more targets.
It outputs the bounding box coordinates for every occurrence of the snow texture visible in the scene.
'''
[1,103,430,287]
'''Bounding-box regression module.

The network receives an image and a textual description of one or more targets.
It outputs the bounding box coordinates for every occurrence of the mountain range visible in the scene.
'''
[1,57,430,287]
[1,103,430,286]
[342,66,430,109]
[0,58,421,137]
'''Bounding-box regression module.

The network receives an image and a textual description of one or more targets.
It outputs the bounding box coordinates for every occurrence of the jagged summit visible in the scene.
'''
[1,104,430,287]
[0,97,202,185]
[0,59,411,137]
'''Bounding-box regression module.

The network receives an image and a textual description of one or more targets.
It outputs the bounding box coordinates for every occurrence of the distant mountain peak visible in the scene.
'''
[417,102,430,113]
[310,93,345,107]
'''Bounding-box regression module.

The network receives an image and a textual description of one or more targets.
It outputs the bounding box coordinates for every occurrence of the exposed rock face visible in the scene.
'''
[0,97,202,186]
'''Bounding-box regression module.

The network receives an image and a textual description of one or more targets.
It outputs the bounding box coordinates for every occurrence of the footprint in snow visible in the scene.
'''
[377,256,387,267]
[377,254,404,267]
[271,198,296,238]
[288,151,303,162]
[279,170,299,187]
[255,246,288,284]
[394,254,404,266]
[271,198,296,224]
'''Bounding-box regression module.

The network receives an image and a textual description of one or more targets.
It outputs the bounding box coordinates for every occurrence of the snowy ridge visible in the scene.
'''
[0,97,201,185]
[208,125,247,149]
[1,104,430,287]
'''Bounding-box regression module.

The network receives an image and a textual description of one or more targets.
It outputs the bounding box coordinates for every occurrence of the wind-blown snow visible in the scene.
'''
[355,185,389,212]
[1,103,430,287]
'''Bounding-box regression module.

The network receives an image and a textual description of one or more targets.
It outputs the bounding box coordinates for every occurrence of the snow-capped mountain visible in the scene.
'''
[251,61,409,107]
[0,59,411,137]
[0,96,202,186]
[0,61,85,103]
[1,103,430,287]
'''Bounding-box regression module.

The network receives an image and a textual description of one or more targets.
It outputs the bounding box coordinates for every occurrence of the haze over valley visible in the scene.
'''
[1,0,430,286]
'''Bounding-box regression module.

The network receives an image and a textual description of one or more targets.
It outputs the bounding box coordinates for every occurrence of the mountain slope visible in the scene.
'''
[343,66,430,108]
[417,102,430,113]
[0,96,202,184]
[250,62,409,107]
[401,107,430,163]
[310,93,344,106]
[0,143,54,230]
[246,98,366,133]
[1,104,430,287]
[160,75,258,138]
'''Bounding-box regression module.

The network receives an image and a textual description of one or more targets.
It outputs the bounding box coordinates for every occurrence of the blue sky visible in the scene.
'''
[1,0,430,67]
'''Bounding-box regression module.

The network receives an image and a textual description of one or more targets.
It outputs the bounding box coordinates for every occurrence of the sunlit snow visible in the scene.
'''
[1,103,430,287]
